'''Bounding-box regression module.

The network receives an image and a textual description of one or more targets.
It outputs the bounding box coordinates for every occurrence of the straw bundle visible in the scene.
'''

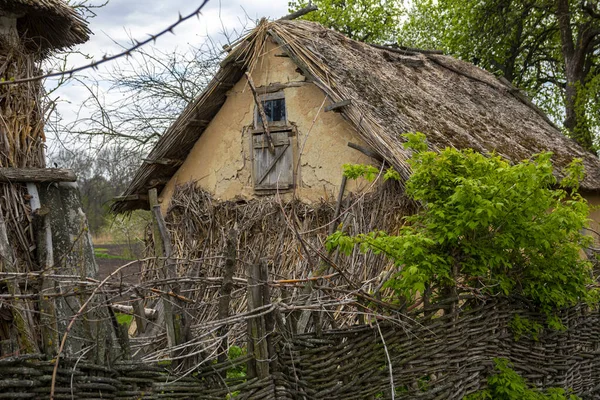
[2,0,90,52]
[0,28,54,354]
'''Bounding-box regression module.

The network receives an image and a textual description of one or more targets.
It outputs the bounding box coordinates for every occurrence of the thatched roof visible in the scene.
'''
[113,19,600,213]
[1,0,91,51]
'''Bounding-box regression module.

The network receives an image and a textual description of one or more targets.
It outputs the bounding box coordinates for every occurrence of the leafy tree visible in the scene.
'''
[402,0,600,151]
[50,146,142,235]
[327,133,597,316]
[287,0,403,42]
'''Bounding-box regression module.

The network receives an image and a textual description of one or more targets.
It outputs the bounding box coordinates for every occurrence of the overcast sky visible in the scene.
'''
[47,0,290,154]
[78,0,289,57]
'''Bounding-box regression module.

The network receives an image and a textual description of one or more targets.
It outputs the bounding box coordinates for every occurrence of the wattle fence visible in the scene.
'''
[0,297,598,399]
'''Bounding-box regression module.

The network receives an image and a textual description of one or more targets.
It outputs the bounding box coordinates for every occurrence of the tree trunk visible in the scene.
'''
[556,0,593,150]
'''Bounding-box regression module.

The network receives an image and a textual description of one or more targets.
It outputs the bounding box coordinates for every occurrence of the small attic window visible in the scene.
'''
[255,92,286,127]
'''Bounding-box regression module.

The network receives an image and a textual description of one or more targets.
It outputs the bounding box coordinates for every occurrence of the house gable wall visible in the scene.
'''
[158,40,374,212]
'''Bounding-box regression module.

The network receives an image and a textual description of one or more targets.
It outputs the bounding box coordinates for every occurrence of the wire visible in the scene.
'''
[0,0,210,86]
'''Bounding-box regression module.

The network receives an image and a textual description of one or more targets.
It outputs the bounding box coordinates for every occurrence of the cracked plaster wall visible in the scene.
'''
[159,40,374,213]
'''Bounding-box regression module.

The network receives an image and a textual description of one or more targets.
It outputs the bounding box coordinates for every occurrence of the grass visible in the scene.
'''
[94,247,130,260]
[93,246,138,260]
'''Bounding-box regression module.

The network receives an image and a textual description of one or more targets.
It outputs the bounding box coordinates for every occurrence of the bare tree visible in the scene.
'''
[43,11,253,234]
[58,42,221,152]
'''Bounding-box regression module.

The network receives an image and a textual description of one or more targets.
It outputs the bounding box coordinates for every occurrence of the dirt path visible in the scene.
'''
[93,243,144,284]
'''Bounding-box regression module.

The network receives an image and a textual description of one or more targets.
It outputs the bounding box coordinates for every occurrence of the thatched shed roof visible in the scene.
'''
[113,20,600,213]
[1,0,91,51]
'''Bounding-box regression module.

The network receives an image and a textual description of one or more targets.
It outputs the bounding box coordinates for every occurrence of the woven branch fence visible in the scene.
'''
[0,297,598,399]
[1,182,599,399]
[276,299,600,399]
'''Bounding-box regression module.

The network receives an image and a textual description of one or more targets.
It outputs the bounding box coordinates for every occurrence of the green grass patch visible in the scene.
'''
[94,247,135,260]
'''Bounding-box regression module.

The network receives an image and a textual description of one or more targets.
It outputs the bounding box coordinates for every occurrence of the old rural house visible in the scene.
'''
[0,7,599,400]
[114,19,600,213]
[113,19,600,329]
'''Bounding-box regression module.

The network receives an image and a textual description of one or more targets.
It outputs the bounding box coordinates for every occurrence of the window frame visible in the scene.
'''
[254,91,287,129]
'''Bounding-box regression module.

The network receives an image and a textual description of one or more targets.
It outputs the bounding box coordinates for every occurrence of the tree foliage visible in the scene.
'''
[287,0,403,42]
[50,146,142,234]
[327,133,597,315]
[402,0,600,150]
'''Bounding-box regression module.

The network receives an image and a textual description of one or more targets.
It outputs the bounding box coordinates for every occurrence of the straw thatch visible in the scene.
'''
[0,0,90,52]
[113,19,600,213]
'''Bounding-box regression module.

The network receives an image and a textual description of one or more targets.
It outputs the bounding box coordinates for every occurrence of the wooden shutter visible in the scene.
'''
[253,130,293,190]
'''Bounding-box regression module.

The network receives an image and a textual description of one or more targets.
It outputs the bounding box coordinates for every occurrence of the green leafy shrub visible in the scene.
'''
[115,312,134,327]
[226,345,247,380]
[464,358,580,399]
[328,133,597,316]
[509,314,544,341]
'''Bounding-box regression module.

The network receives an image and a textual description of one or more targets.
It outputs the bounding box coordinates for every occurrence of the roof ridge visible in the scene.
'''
[370,43,444,55]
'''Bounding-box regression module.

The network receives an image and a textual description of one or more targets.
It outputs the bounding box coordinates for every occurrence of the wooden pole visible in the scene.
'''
[259,259,277,373]
[245,72,275,154]
[297,174,348,333]
[28,183,58,356]
[148,188,183,354]
[247,262,269,379]
[329,175,347,235]
[0,208,38,354]
[217,229,237,367]
[0,168,76,182]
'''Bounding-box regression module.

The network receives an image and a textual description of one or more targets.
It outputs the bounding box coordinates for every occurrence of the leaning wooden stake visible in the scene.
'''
[297,174,348,333]
[149,188,183,353]
[245,72,275,154]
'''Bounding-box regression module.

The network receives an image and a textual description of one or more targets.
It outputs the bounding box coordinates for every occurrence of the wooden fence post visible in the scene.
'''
[132,295,147,335]
[247,262,270,380]
[217,229,236,367]
[0,208,38,354]
[259,259,277,373]
[28,183,58,356]
[148,188,183,354]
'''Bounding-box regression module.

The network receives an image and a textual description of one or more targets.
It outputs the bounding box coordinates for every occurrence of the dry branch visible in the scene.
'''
[245,72,275,154]
[279,4,318,21]
[110,304,157,319]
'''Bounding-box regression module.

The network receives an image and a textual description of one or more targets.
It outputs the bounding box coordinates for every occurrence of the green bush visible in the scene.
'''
[465,358,580,399]
[327,133,597,317]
